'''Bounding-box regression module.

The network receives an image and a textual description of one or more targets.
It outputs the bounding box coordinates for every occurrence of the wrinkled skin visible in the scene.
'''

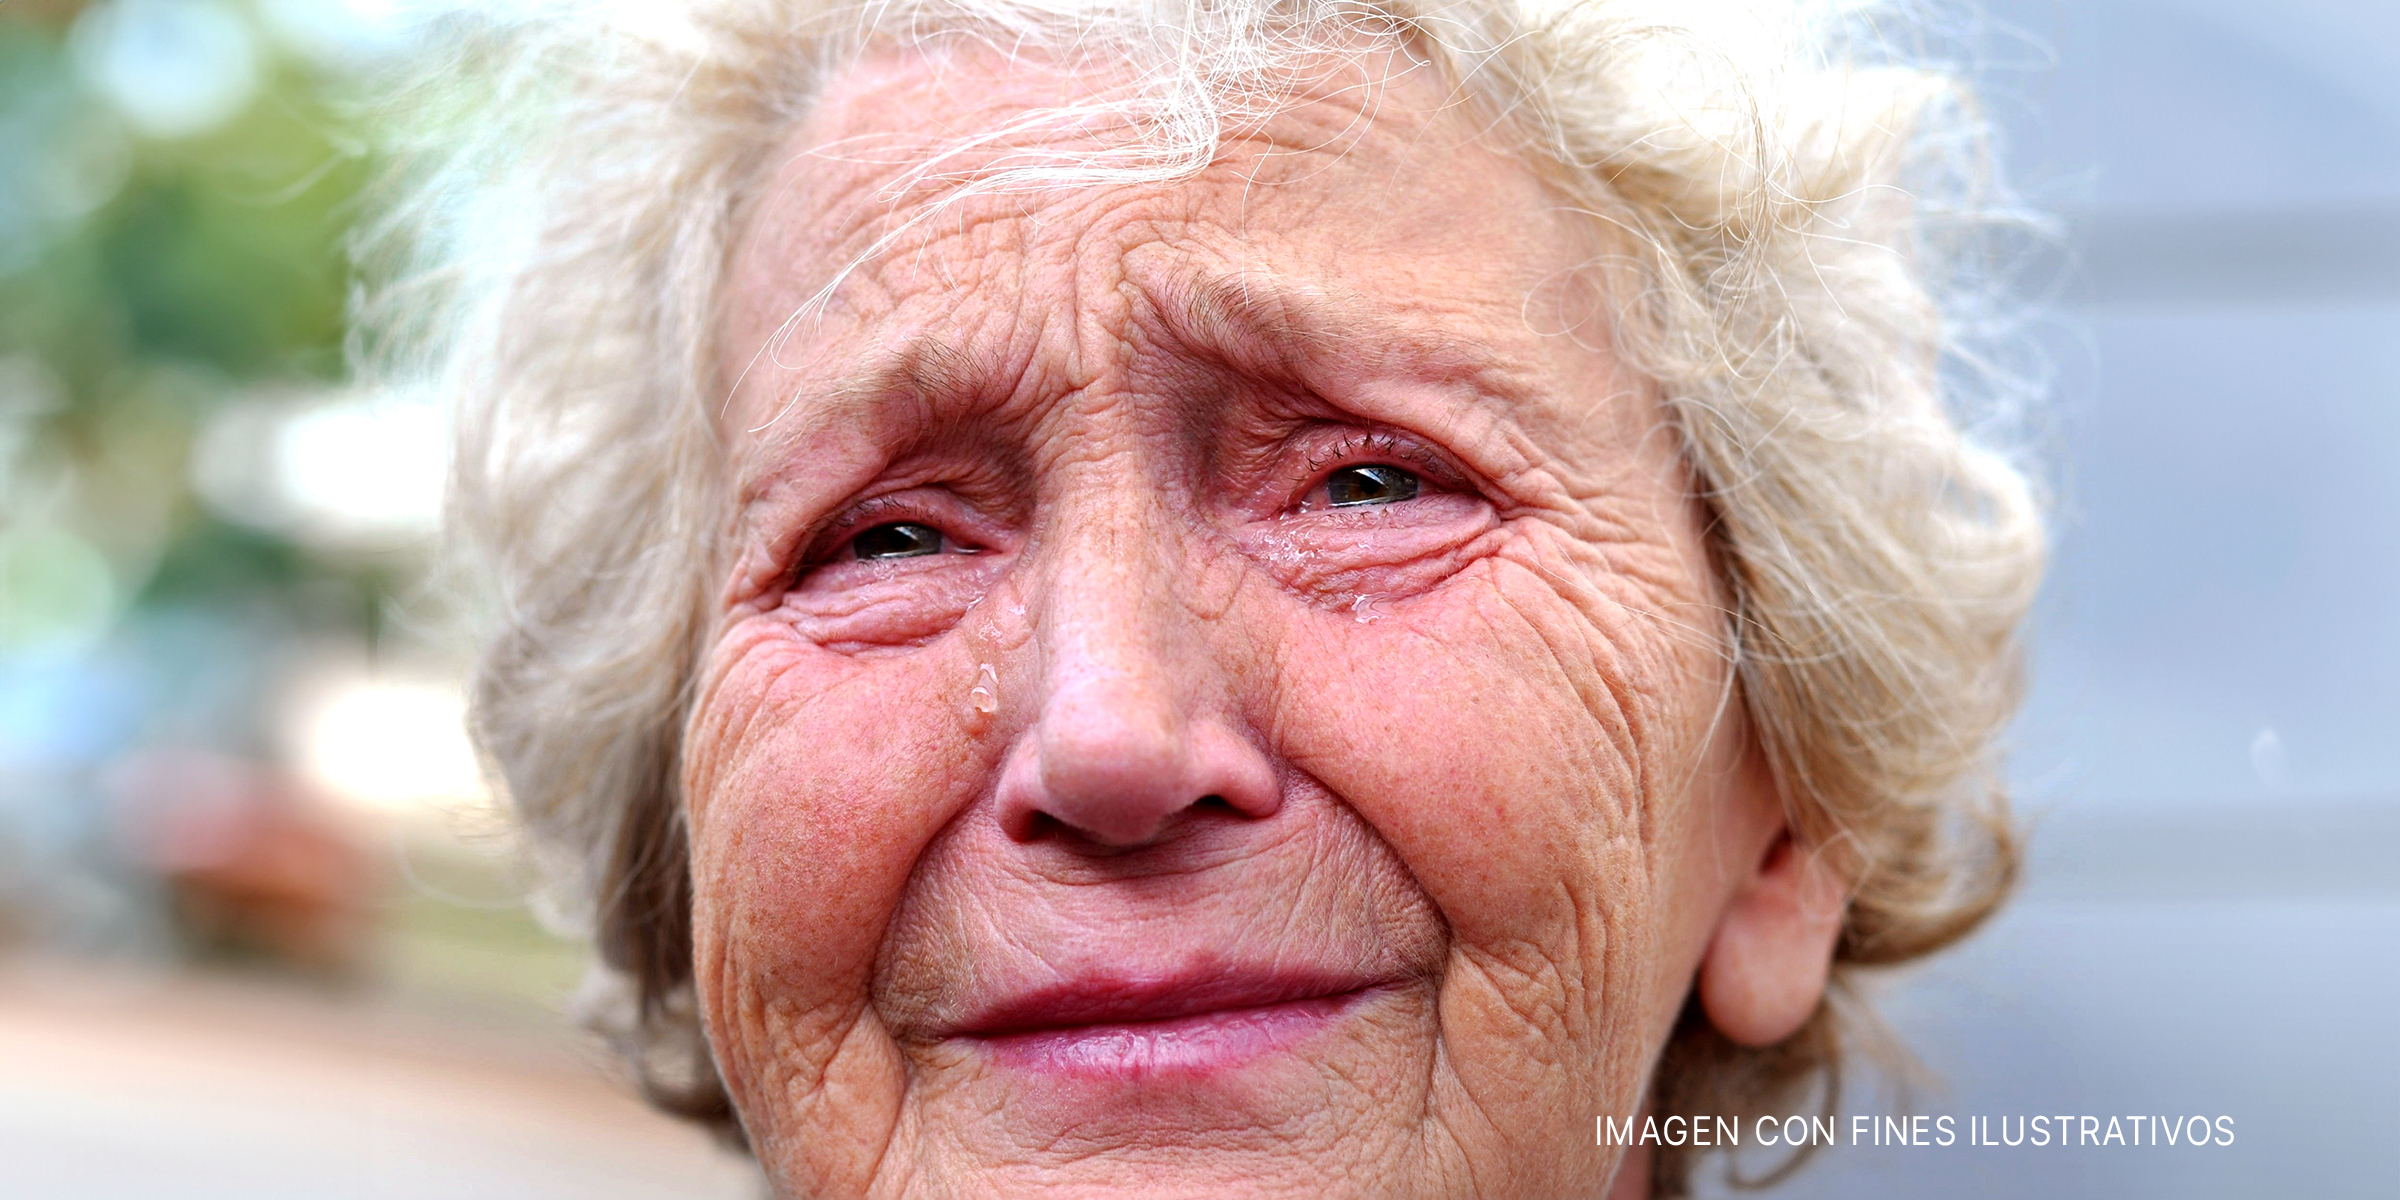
[686,43,1844,1200]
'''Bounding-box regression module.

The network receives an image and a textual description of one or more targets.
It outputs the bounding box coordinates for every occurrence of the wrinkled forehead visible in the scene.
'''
[716,34,1546,369]
[738,29,1479,241]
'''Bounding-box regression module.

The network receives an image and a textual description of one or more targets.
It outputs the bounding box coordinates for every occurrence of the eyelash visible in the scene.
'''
[803,494,947,567]
[792,428,1466,577]
[1296,431,1460,497]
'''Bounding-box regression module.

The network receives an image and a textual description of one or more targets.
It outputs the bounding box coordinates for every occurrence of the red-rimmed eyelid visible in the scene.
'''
[802,493,964,569]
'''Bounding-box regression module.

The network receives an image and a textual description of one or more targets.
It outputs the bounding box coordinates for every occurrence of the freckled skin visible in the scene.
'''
[683,45,1806,1200]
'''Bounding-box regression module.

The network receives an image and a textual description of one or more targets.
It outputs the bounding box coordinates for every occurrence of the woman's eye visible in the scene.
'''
[1324,464,1420,508]
[850,522,945,560]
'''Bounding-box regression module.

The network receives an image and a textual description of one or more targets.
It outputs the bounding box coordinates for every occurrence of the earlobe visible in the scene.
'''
[1697,831,1848,1048]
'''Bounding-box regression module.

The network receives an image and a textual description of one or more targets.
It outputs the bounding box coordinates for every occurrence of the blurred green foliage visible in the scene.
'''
[1,0,390,674]
[0,8,593,1004]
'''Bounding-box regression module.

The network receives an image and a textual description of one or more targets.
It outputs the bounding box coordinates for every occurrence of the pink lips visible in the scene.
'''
[952,972,1383,1078]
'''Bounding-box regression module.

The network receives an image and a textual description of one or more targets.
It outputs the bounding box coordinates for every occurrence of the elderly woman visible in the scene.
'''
[379,0,2042,1194]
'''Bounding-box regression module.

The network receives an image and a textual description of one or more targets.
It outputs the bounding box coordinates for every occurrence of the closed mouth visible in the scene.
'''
[949,970,1391,1078]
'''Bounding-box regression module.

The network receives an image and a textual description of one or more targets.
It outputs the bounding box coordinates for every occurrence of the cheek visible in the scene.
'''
[1278,556,1658,939]
[1267,540,1707,1069]
[682,623,989,1091]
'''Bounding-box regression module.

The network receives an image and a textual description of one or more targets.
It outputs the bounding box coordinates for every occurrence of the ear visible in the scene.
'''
[1696,830,1848,1047]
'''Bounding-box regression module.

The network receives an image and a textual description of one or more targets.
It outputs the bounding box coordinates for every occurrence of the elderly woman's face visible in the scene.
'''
[690,46,1834,1200]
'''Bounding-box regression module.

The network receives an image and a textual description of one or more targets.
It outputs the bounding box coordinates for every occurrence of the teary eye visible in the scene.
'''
[852,522,945,560]
[1325,464,1420,508]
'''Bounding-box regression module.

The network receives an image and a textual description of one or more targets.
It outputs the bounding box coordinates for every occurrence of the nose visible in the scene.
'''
[994,528,1279,848]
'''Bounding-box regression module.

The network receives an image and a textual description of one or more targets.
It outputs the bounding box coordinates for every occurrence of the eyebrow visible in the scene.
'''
[1177,271,1315,355]
[1152,267,1488,384]
[735,265,1510,489]
[820,337,994,419]
[733,336,1000,486]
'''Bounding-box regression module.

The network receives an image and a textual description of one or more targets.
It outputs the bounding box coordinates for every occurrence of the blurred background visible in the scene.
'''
[0,1,2389,1197]
[0,1,756,1196]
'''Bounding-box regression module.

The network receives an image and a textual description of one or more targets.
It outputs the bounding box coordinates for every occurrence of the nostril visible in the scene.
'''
[1007,804,1164,853]
[1008,796,1240,851]
[1010,808,1069,845]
